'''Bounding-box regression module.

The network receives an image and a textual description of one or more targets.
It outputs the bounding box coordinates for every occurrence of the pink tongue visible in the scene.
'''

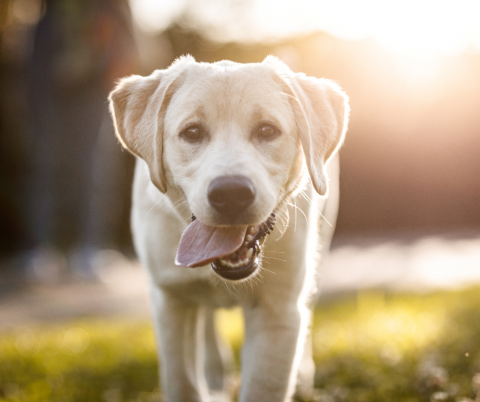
[175,219,248,268]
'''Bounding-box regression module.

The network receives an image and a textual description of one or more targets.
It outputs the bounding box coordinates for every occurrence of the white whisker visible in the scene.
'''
[300,190,312,205]
[320,213,333,228]
[222,279,238,296]
[286,202,308,229]
[299,191,333,227]
[261,267,276,275]
[140,197,164,221]
[275,206,289,239]
[293,198,297,232]
[263,256,287,262]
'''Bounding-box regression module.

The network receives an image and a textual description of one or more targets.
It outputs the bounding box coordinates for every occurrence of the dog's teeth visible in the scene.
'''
[246,235,253,242]
[249,227,255,234]
[217,256,251,269]
[246,248,253,259]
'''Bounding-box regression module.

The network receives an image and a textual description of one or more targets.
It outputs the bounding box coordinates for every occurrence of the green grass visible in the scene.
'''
[311,288,480,402]
[0,320,159,402]
[1,286,480,402]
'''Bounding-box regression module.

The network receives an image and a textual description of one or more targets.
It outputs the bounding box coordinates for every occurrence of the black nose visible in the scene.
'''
[208,175,256,218]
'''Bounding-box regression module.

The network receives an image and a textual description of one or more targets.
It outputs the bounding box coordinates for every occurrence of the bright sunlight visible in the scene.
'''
[130,0,480,84]
[130,0,480,56]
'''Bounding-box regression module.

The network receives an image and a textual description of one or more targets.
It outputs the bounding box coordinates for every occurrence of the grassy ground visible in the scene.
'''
[1,286,480,402]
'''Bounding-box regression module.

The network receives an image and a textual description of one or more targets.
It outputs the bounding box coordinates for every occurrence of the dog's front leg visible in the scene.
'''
[239,303,308,402]
[204,308,235,402]
[150,285,209,402]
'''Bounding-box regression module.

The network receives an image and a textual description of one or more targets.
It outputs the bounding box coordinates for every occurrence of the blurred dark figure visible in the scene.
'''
[23,0,138,280]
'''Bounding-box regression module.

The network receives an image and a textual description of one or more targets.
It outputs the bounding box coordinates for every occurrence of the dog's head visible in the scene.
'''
[109,56,349,280]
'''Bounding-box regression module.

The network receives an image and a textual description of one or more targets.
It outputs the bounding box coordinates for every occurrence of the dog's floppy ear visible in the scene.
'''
[289,75,349,196]
[263,56,349,196]
[108,55,195,193]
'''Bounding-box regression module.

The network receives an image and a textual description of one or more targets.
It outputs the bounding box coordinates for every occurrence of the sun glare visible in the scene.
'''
[130,0,186,33]
[130,0,480,79]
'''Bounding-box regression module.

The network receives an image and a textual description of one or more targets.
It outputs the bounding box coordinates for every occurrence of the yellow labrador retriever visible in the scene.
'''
[109,55,349,402]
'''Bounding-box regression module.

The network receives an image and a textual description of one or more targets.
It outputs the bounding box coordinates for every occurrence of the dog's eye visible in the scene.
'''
[256,124,280,141]
[180,125,205,143]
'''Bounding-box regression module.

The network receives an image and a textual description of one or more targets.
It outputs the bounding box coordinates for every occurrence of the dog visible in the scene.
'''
[109,55,349,402]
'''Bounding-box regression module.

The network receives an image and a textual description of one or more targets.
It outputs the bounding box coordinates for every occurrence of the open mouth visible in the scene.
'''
[175,212,276,281]
[211,212,276,280]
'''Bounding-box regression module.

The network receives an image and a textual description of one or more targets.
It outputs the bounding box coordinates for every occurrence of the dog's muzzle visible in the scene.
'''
[211,212,276,280]
[175,212,276,281]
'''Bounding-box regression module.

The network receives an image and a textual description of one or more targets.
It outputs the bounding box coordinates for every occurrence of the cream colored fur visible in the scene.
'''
[109,56,349,402]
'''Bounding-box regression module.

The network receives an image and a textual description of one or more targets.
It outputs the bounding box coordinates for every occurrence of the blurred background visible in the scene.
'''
[1,0,480,307]
[1,1,480,401]
[1,0,480,286]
